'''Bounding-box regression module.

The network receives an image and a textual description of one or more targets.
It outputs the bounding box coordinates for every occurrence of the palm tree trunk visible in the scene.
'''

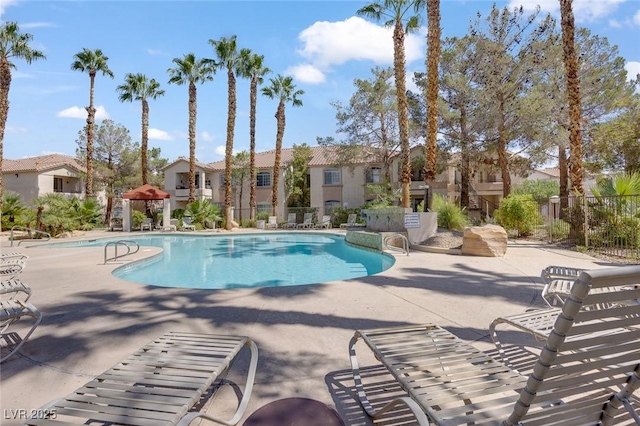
[560,0,584,195]
[141,98,149,185]
[272,100,285,215]
[85,72,97,199]
[249,77,257,220]
[224,69,237,230]
[393,19,411,208]
[188,82,197,203]
[425,0,441,210]
[0,58,11,215]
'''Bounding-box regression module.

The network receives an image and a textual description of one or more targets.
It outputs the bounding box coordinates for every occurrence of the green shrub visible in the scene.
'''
[495,194,543,237]
[240,218,257,228]
[256,212,270,221]
[549,219,571,240]
[132,210,147,230]
[432,194,470,231]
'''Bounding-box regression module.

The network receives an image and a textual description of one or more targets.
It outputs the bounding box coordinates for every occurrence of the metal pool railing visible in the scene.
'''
[10,226,51,246]
[383,233,409,256]
[104,240,140,264]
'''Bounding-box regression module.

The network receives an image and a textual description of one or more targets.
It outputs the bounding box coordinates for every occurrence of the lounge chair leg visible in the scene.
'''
[0,301,42,363]
[176,339,259,426]
[348,333,431,425]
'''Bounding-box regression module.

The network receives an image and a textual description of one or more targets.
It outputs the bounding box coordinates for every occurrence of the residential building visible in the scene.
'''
[2,154,85,205]
[162,145,525,220]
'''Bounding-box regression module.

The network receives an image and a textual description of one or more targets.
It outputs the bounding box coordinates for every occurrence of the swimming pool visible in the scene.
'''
[60,233,394,289]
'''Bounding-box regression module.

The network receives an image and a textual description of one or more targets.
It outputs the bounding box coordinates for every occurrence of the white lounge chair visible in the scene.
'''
[314,215,332,229]
[0,252,28,262]
[0,278,31,302]
[164,218,178,232]
[349,265,640,425]
[1,299,42,363]
[340,213,364,229]
[181,216,196,231]
[26,332,258,426]
[282,213,298,229]
[0,259,26,279]
[296,213,314,229]
[265,216,278,230]
[140,217,153,231]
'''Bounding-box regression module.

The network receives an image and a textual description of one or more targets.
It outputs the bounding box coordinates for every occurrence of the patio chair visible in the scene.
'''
[265,216,278,230]
[339,213,364,229]
[26,331,259,426]
[349,265,640,426]
[0,259,26,279]
[282,213,298,229]
[0,278,31,302]
[140,217,153,231]
[314,215,332,229]
[541,265,585,307]
[296,212,314,229]
[164,218,178,232]
[181,216,196,231]
[0,252,28,262]
[1,299,42,363]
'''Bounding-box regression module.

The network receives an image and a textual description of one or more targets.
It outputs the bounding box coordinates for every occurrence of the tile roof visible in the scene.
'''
[161,156,216,172]
[2,154,85,173]
[206,145,348,170]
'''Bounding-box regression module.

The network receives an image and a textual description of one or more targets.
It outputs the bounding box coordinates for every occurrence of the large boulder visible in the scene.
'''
[461,225,507,257]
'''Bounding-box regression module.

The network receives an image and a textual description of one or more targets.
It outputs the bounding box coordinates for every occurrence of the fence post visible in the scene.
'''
[583,195,589,248]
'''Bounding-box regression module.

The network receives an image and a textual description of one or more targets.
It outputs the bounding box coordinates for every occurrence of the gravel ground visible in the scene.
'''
[421,228,464,249]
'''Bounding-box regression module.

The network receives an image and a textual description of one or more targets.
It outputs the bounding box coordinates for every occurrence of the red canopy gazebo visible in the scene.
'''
[121,184,171,231]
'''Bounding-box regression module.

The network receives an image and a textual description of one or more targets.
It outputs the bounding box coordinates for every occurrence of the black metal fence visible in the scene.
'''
[522,195,640,261]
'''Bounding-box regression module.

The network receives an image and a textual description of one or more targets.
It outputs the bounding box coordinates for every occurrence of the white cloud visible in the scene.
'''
[6,126,28,134]
[57,105,109,120]
[508,0,626,22]
[200,131,215,142]
[294,16,424,85]
[626,61,640,81]
[285,64,326,84]
[214,145,226,156]
[0,0,18,14]
[634,10,640,25]
[21,22,55,29]
[148,128,174,141]
[147,49,169,56]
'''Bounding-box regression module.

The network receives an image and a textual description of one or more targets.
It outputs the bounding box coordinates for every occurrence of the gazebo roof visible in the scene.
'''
[122,184,170,200]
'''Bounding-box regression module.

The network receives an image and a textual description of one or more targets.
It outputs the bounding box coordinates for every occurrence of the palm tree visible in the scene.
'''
[239,50,270,221]
[71,48,114,199]
[424,0,441,210]
[209,35,244,230]
[357,0,423,208]
[0,22,46,214]
[116,73,165,186]
[261,75,304,215]
[559,0,584,195]
[167,53,214,202]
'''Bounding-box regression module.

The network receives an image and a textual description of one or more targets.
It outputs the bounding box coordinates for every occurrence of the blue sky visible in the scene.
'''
[2,0,639,164]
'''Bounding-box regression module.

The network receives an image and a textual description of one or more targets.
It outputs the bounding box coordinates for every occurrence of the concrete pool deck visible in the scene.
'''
[0,228,619,425]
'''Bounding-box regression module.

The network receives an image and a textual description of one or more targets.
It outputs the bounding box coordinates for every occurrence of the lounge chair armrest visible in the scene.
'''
[622,398,640,424]
[176,339,259,426]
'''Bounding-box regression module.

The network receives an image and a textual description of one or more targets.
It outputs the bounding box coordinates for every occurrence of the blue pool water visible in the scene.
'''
[59,233,394,289]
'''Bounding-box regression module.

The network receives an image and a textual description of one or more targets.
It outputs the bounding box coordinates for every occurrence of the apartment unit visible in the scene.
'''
[161,145,522,220]
[2,154,84,205]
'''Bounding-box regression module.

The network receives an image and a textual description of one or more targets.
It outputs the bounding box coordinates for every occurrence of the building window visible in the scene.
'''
[324,200,341,215]
[257,171,271,187]
[54,177,63,193]
[220,174,225,188]
[366,167,382,183]
[257,202,271,215]
[324,168,340,185]
[195,172,200,189]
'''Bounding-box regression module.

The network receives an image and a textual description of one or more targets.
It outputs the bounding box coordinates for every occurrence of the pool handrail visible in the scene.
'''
[383,233,409,256]
[104,240,140,264]
[10,226,51,247]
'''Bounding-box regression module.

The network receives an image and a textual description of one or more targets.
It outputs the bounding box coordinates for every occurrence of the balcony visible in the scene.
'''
[174,188,213,199]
